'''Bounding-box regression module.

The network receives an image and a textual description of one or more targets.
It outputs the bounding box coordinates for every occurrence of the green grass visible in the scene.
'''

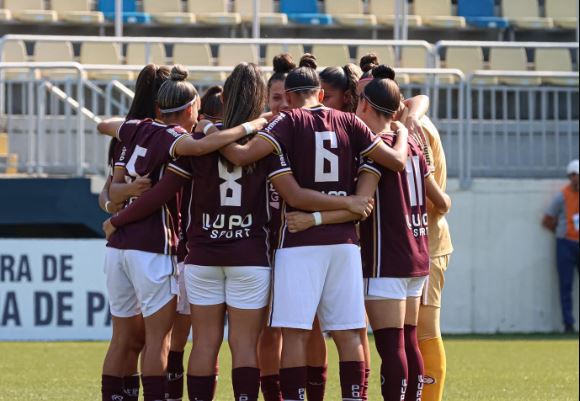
[0,336,577,400]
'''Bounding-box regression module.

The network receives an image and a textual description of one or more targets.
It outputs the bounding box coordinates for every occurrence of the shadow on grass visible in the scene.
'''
[438,333,580,341]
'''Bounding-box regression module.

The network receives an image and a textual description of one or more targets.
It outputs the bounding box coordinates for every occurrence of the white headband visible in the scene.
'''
[363,92,398,115]
[285,86,321,93]
[159,96,197,114]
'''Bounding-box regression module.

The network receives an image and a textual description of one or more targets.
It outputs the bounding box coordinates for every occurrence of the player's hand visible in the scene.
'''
[251,116,270,132]
[260,111,274,121]
[102,218,117,241]
[391,120,409,139]
[347,195,375,220]
[129,175,151,197]
[405,115,427,147]
[286,211,315,233]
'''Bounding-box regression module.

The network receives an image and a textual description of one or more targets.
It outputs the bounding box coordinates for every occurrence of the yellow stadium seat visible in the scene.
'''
[265,44,305,66]
[414,0,466,28]
[0,134,8,157]
[51,0,104,24]
[5,0,57,22]
[218,44,260,67]
[325,0,377,27]
[0,40,31,80]
[187,0,241,25]
[173,43,224,82]
[311,45,350,67]
[0,134,17,174]
[0,9,12,21]
[545,0,578,29]
[80,42,133,81]
[143,0,196,25]
[400,46,430,83]
[502,0,554,29]
[126,43,167,66]
[443,46,489,84]
[34,41,77,78]
[368,0,422,27]
[489,47,541,86]
[356,46,396,67]
[234,0,287,25]
[535,48,578,86]
[6,154,18,174]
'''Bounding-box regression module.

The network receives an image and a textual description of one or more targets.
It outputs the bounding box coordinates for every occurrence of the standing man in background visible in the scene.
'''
[542,160,579,334]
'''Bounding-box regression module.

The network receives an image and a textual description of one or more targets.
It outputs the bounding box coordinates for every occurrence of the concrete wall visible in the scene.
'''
[442,178,579,333]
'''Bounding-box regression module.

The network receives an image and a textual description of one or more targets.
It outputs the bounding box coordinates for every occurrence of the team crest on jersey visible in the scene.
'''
[166,127,184,138]
[423,375,436,385]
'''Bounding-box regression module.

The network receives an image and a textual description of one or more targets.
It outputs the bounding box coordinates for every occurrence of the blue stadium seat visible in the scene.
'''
[457,0,509,29]
[279,0,333,25]
[98,0,151,23]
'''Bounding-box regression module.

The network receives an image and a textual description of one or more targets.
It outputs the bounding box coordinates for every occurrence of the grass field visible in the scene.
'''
[0,335,578,401]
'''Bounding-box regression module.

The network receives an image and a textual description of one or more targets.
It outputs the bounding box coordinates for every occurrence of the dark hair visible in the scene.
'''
[362,65,400,119]
[200,85,224,122]
[108,64,170,166]
[319,63,362,112]
[284,53,320,96]
[268,53,296,90]
[157,65,198,118]
[360,53,380,79]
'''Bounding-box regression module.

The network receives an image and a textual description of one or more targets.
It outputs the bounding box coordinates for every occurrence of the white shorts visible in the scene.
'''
[184,265,271,309]
[104,248,178,318]
[176,262,190,315]
[270,244,366,332]
[364,276,428,301]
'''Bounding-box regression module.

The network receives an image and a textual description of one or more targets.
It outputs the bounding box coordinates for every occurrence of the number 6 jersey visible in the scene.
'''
[257,105,381,249]
[168,132,292,268]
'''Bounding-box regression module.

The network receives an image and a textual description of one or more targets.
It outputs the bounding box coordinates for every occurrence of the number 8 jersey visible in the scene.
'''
[168,131,292,268]
[257,105,381,249]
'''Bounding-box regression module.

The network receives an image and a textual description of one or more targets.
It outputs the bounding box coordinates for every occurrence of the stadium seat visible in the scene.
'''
[400,46,431,83]
[0,9,12,21]
[173,43,224,82]
[218,44,260,66]
[311,45,350,67]
[265,44,305,65]
[535,48,578,86]
[51,0,104,24]
[325,0,377,27]
[356,46,396,67]
[368,0,422,27]
[33,41,76,79]
[501,0,554,29]
[443,46,487,84]
[0,40,31,80]
[414,0,466,28]
[98,0,152,23]
[187,0,241,25]
[0,133,18,175]
[234,0,288,25]
[80,42,133,81]
[5,0,58,22]
[456,0,510,29]
[279,0,334,25]
[488,47,541,86]
[545,0,578,29]
[126,43,167,66]
[143,0,195,25]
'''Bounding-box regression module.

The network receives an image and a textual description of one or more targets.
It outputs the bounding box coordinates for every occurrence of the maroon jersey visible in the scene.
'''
[168,132,292,267]
[257,106,380,249]
[359,134,430,278]
[177,180,193,263]
[107,119,189,255]
[267,183,284,258]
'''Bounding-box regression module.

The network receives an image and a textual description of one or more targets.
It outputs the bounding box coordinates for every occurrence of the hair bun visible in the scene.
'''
[360,53,380,73]
[170,64,189,81]
[299,53,318,70]
[205,85,223,96]
[372,65,396,80]
[273,53,296,74]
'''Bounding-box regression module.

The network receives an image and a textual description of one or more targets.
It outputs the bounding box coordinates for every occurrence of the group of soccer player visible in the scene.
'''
[96,49,453,401]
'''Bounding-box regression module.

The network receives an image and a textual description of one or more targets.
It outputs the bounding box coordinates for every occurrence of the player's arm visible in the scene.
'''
[403,95,430,125]
[108,167,152,205]
[270,173,374,218]
[542,194,562,232]
[97,118,124,137]
[425,174,451,215]
[542,215,558,232]
[173,117,268,157]
[365,121,409,172]
[99,176,124,214]
[286,172,380,233]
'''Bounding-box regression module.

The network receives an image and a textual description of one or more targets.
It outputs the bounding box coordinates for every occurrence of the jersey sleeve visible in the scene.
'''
[352,115,381,157]
[167,156,194,180]
[265,152,293,181]
[116,119,140,143]
[359,156,383,179]
[163,126,191,159]
[546,192,564,217]
[257,113,293,155]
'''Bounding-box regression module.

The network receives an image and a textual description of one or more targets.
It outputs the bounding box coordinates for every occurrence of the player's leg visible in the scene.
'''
[321,244,367,401]
[404,278,428,401]
[417,255,450,401]
[306,318,328,401]
[258,326,283,401]
[122,315,145,401]
[226,265,271,401]
[185,265,226,401]
[556,239,577,332]
[360,320,372,401]
[167,262,192,401]
[272,246,326,401]
[366,293,407,401]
